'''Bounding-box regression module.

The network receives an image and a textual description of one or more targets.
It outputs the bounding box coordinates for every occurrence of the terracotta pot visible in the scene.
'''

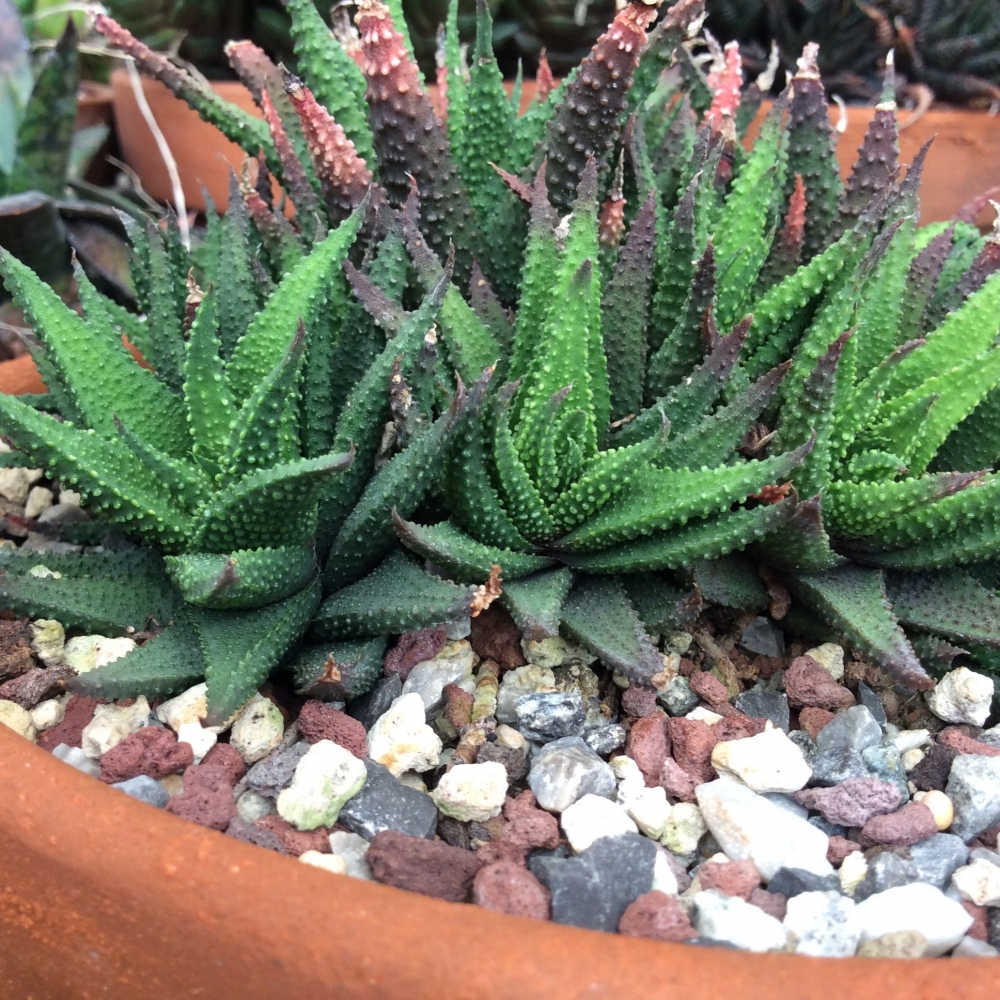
[110,69,262,213]
[1,725,994,999]
[0,353,47,395]
[76,81,115,131]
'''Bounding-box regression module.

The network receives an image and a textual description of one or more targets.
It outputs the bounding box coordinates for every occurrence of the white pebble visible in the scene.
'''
[652,849,679,895]
[925,667,995,727]
[784,890,861,957]
[855,882,974,956]
[299,850,347,875]
[661,801,707,855]
[839,851,868,897]
[561,793,638,852]
[230,694,284,763]
[804,643,844,680]
[431,761,508,822]
[327,830,372,880]
[891,728,931,754]
[951,858,1000,906]
[685,706,723,725]
[696,777,833,879]
[622,785,672,840]
[693,890,788,952]
[0,467,31,504]
[711,727,812,794]
[494,724,526,749]
[236,789,275,823]
[400,639,475,714]
[63,635,136,675]
[59,488,82,506]
[176,720,217,763]
[0,699,37,742]
[29,693,70,732]
[901,748,925,772]
[367,692,443,776]
[80,697,150,758]
[277,739,366,830]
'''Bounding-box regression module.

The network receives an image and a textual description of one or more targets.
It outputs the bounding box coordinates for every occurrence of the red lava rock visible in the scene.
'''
[383,627,448,681]
[827,835,861,865]
[469,605,526,672]
[367,830,483,902]
[36,694,99,751]
[962,901,989,941]
[679,657,697,677]
[713,714,767,742]
[937,727,1000,758]
[749,887,787,921]
[0,618,34,680]
[618,891,696,942]
[658,757,698,803]
[689,671,730,708]
[621,683,658,718]
[253,814,331,856]
[99,726,194,784]
[444,683,474,729]
[479,791,560,864]
[795,778,902,827]
[296,700,368,758]
[164,764,237,831]
[200,742,246,787]
[783,656,856,710]
[473,861,551,920]
[697,858,761,900]
[626,713,670,786]
[666,717,718,784]
[909,743,959,792]
[799,706,836,740]
[860,801,938,848]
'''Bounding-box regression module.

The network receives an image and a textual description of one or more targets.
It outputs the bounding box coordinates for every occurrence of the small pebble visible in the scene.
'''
[473,861,551,920]
[164,763,236,830]
[584,723,626,756]
[855,882,974,956]
[659,676,699,716]
[328,830,372,879]
[839,851,868,896]
[367,829,482,903]
[297,700,368,758]
[230,694,284,763]
[925,667,994,727]
[277,739,367,831]
[697,858,761,900]
[621,785,672,840]
[561,794,638,852]
[803,643,844,681]
[496,664,557,725]
[522,636,595,670]
[861,801,938,847]
[111,774,170,808]
[661,801,707,855]
[0,698,36,741]
[80,697,150,758]
[857,930,928,958]
[51,742,100,777]
[693,890,788,952]
[952,936,1000,957]
[29,619,65,667]
[734,684,789,733]
[908,833,969,889]
[619,891,696,942]
[29,695,68,732]
[515,691,585,742]
[63,635,136,675]
[176,720,217,763]
[339,759,439,840]
[914,789,954,831]
[299,850,347,875]
[945,755,1000,842]
[768,867,840,897]
[245,742,309,799]
[528,736,615,813]
[783,656,855,710]
[738,618,785,659]
[431,761,508,822]
[795,777,901,827]
[814,705,882,753]
[807,747,869,787]
[710,727,812,794]
[400,639,475,714]
[347,674,402,731]
[367,692,444,776]
[236,789,276,823]
[951,858,1000,906]
[99,725,193,783]
[784,890,861,957]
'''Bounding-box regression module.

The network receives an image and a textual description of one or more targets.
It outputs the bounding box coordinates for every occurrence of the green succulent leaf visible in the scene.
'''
[501,567,575,643]
[289,636,388,701]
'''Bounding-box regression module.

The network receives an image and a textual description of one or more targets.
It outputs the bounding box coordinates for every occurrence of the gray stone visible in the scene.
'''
[953,936,1000,957]
[862,743,909,801]
[347,675,402,732]
[111,774,169,808]
[809,815,847,838]
[739,617,785,659]
[857,682,887,726]
[735,684,790,733]
[853,851,920,902]
[515,691,586,742]
[807,747,869,787]
[528,736,616,813]
[945,755,1000,841]
[400,642,474,713]
[788,730,815,755]
[51,743,100,779]
[244,742,310,799]
[989,908,1000,950]
[977,726,1000,748]
[476,741,529,782]
[659,676,698,716]
[583,724,626,757]
[907,834,969,890]
[338,760,438,841]
[768,866,841,898]
[553,662,605,730]
[761,793,809,820]
[815,706,883,753]
[970,847,1000,867]
[536,833,657,932]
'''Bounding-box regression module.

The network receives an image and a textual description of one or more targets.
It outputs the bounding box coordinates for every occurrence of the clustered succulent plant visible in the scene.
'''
[2,0,1000,721]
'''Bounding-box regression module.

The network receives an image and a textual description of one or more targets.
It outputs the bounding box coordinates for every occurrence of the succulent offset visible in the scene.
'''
[3,0,1000,723]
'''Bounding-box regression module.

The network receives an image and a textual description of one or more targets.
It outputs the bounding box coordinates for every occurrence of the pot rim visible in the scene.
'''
[0,726,992,999]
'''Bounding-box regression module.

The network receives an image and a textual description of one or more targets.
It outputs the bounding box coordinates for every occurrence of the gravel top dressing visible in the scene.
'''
[3,600,999,959]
